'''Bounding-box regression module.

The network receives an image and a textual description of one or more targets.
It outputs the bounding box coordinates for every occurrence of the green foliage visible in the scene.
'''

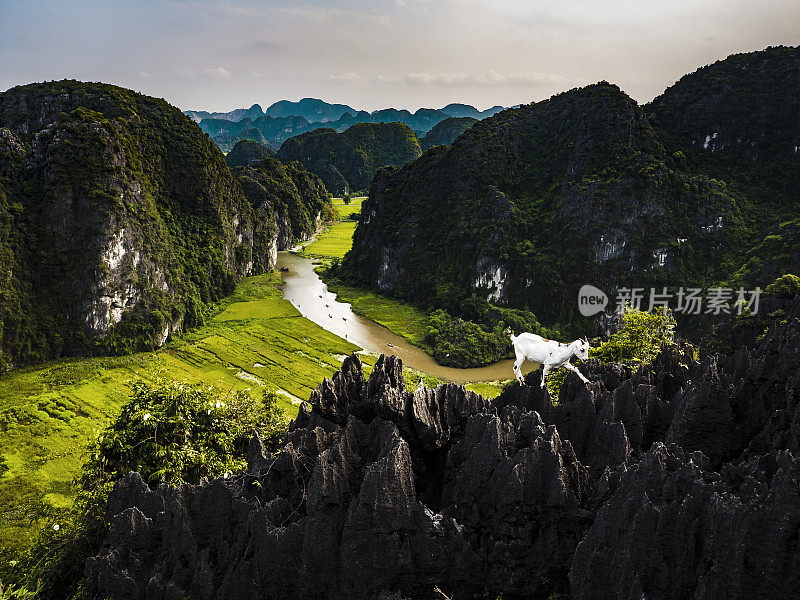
[277,122,422,195]
[419,116,478,151]
[235,155,333,272]
[86,380,288,485]
[0,272,359,585]
[591,307,676,364]
[0,80,255,367]
[765,274,800,299]
[0,582,38,600]
[13,379,289,598]
[224,139,274,166]
[342,47,800,346]
[425,309,510,368]
[544,307,676,399]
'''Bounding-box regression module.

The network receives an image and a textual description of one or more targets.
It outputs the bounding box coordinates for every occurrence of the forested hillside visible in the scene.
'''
[342,46,800,337]
[0,81,331,369]
[277,122,422,195]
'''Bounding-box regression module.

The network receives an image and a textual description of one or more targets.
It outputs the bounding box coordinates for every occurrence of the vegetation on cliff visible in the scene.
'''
[234,156,333,271]
[277,122,422,196]
[10,379,288,599]
[224,139,275,167]
[419,116,478,151]
[0,81,332,370]
[0,81,252,367]
[342,46,800,345]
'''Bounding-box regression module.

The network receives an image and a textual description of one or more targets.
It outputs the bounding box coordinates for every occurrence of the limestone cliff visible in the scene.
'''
[86,297,800,599]
[277,122,423,196]
[0,81,330,368]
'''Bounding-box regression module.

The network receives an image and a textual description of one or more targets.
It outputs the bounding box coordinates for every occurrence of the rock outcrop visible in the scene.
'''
[87,302,800,599]
[343,46,800,329]
[277,122,423,196]
[0,81,333,369]
[224,139,275,167]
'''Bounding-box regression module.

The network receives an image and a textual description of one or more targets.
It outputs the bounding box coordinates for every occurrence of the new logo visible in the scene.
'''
[578,284,608,316]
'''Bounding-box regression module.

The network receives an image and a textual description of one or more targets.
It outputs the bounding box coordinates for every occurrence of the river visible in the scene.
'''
[275,251,538,383]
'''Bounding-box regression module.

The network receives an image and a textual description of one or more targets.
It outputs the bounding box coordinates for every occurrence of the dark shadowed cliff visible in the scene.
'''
[343,82,741,324]
[87,295,800,599]
[0,81,330,368]
[224,139,275,168]
[419,116,478,151]
[342,46,800,328]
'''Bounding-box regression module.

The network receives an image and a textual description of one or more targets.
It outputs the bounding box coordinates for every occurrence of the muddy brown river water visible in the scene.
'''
[276,251,538,383]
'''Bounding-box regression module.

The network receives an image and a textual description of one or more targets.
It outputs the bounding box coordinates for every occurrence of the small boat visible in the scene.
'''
[387,343,394,348]
[279,266,289,272]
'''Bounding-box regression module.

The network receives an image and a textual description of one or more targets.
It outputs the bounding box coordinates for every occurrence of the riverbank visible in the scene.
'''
[1,271,429,559]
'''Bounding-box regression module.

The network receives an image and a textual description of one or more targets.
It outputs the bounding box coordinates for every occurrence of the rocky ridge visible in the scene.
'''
[342,46,800,328]
[86,298,800,599]
[0,81,332,368]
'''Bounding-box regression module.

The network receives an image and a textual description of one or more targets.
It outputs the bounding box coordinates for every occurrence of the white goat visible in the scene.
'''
[507,329,590,389]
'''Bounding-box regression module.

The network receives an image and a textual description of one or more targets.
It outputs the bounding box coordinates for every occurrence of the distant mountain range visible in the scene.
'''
[184,98,503,152]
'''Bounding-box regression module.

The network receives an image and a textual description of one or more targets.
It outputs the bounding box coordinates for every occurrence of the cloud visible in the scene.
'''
[178,67,232,79]
[205,67,232,78]
[327,71,363,82]
[377,70,570,87]
[239,39,282,57]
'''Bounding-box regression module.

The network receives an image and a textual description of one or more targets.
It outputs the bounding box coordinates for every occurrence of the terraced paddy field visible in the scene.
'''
[0,272,407,558]
[0,195,510,560]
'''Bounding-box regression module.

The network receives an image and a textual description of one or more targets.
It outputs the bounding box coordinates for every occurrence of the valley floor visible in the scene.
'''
[0,196,510,558]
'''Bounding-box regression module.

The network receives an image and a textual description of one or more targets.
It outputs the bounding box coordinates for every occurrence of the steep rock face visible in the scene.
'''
[0,81,259,366]
[343,82,740,323]
[649,46,800,166]
[648,45,800,280]
[419,116,478,151]
[233,156,331,271]
[0,81,333,369]
[87,301,800,599]
[278,122,423,196]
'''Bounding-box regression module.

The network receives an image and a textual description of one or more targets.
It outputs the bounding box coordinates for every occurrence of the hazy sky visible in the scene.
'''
[1,0,797,112]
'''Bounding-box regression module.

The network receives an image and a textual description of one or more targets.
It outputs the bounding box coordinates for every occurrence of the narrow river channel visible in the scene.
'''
[275,251,538,383]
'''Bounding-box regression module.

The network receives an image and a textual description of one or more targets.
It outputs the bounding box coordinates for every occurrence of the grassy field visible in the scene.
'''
[0,194,508,559]
[0,272,384,557]
[325,280,431,349]
[304,196,363,258]
[305,201,507,400]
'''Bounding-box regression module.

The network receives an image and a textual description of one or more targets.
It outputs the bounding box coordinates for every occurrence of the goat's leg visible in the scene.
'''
[564,362,590,384]
[540,364,551,389]
[513,354,525,384]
